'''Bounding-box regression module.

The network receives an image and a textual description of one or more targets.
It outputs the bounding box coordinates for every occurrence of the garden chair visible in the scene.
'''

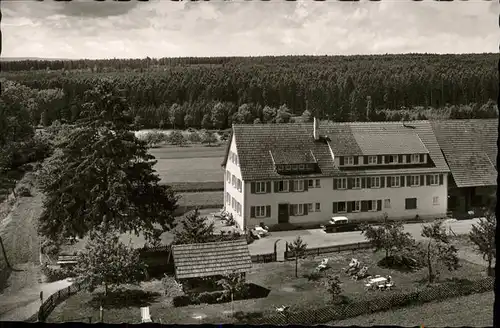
[141,307,152,323]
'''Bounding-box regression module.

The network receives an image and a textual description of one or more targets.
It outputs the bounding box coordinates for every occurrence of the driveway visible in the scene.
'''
[247,218,481,256]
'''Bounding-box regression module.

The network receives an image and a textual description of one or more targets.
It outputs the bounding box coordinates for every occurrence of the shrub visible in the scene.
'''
[187,131,202,143]
[41,265,77,282]
[305,270,322,281]
[15,185,31,197]
[172,295,191,307]
[197,290,224,304]
[161,274,184,297]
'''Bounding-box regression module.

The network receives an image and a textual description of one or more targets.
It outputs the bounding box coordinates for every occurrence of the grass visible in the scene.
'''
[47,248,489,324]
[149,144,226,160]
[177,192,223,208]
[153,157,224,183]
[166,181,224,193]
[331,291,493,326]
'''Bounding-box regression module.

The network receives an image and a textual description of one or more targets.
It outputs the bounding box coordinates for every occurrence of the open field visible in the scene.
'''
[148,144,226,160]
[47,248,488,324]
[154,157,224,184]
[177,192,223,208]
[331,291,493,327]
[167,181,224,193]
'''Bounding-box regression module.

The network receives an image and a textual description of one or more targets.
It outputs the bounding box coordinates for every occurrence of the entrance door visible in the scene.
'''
[278,204,289,224]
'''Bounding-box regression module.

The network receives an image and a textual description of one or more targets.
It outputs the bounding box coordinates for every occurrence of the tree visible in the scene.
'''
[211,102,227,130]
[262,106,277,123]
[469,210,496,276]
[288,236,308,278]
[173,209,215,245]
[38,82,178,244]
[187,131,202,143]
[201,131,218,146]
[217,270,248,304]
[167,130,186,146]
[325,275,342,303]
[362,212,415,259]
[74,228,146,296]
[201,114,212,129]
[169,103,184,129]
[418,220,460,283]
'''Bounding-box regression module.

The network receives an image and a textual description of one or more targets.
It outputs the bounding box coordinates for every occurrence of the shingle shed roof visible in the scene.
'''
[431,119,497,188]
[172,239,252,279]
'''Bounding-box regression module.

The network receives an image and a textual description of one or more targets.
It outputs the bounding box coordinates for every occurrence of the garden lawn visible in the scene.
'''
[47,248,489,324]
[331,291,493,327]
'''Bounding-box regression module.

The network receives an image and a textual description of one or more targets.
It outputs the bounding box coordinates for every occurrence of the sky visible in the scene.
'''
[2,0,499,59]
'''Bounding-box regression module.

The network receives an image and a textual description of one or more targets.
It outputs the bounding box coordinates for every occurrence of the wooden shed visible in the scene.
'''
[171,238,252,281]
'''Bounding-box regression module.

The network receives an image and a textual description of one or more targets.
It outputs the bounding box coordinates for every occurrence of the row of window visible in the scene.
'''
[333,174,443,190]
[251,179,321,194]
[340,154,427,166]
[225,192,242,216]
[226,170,242,192]
[229,151,239,166]
[333,200,383,213]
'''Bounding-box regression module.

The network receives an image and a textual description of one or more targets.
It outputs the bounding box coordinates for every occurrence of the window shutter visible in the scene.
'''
[250,182,256,194]
[274,181,279,192]
[354,156,359,165]
[364,156,368,165]
[289,204,294,216]
[290,180,295,192]
[420,175,425,186]
[250,206,255,218]
[347,178,353,189]
[266,205,271,217]
[385,155,390,163]
[400,176,405,187]
[377,200,382,211]
[377,155,382,164]
[426,175,430,185]
[333,178,338,190]
[381,176,385,188]
[304,204,308,215]
[366,177,371,188]
[398,155,403,163]
[361,177,366,189]
[266,181,271,193]
[420,154,425,163]
[304,180,308,191]
[406,154,411,163]
[347,201,353,213]
[361,201,369,212]
[340,157,344,165]
[439,174,443,185]
[332,202,338,213]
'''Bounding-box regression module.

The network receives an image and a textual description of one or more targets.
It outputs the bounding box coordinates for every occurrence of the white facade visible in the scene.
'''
[223,135,245,229]
[244,175,447,228]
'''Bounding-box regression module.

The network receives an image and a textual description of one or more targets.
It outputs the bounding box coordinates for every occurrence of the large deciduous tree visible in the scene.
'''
[469,210,496,276]
[38,81,178,243]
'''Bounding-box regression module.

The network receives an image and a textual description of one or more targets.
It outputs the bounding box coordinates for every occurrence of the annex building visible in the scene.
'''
[222,118,453,231]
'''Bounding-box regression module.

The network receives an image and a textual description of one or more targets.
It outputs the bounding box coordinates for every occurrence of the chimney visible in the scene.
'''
[313,117,320,140]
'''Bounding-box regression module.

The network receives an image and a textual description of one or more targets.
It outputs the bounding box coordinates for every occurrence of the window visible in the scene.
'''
[353,201,360,212]
[237,179,242,192]
[409,175,420,187]
[291,204,304,216]
[389,155,398,164]
[226,192,230,204]
[353,177,361,189]
[338,201,347,213]
[276,180,289,192]
[307,203,313,212]
[368,156,377,164]
[237,202,242,215]
[285,164,291,171]
[293,180,304,192]
[226,170,231,183]
[255,181,267,193]
[315,179,321,187]
[370,200,377,212]
[232,175,236,187]
[390,176,400,187]
[308,179,314,188]
[345,156,355,165]
[255,205,266,217]
[405,198,417,210]
[411,154,420,163]
[336,178,347,189]
[429,174,439,186]
[235,155,239,166]
[371,177,381,188]
[231,197,235,209]
[315,203,321,211]
[299,164,305,170]
[384,199,391,208]
[433,196,439,205]
[291,164,298,171]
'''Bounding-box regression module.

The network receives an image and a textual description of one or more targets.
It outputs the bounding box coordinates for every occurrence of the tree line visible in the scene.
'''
[1,53,497,129]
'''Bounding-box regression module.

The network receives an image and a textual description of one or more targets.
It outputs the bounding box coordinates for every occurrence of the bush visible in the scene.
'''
[14,185,31,197]
[187,131,202,143]
[41,265,77,282]
[168,130,187,146]
[172,295,191,307]
[197,290,224,304]
[304,270,322,281]
[378,254,420,271]
[161,274,184,297]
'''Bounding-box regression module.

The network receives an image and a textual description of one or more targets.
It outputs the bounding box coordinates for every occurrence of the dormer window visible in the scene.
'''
[345,156,355,165]
[389,155,398,164]
[411,154,420,163]
[285,165,291,170]
[291,164,298,171]
[299,164,305,170]
[368,156,377,165]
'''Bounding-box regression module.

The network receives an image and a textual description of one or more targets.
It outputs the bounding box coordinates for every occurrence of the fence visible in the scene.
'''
[25,280,88,323]
[241,277,494,325]
[250,253,276,263]
[285,242,373,260]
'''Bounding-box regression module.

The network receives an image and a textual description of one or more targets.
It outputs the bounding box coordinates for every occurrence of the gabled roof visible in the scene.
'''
[172,239,252,279]
[431,119,497,188]
[230,121,449,181]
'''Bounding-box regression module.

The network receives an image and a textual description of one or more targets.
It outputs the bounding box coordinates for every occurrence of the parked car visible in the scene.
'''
[321,216,361,233]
